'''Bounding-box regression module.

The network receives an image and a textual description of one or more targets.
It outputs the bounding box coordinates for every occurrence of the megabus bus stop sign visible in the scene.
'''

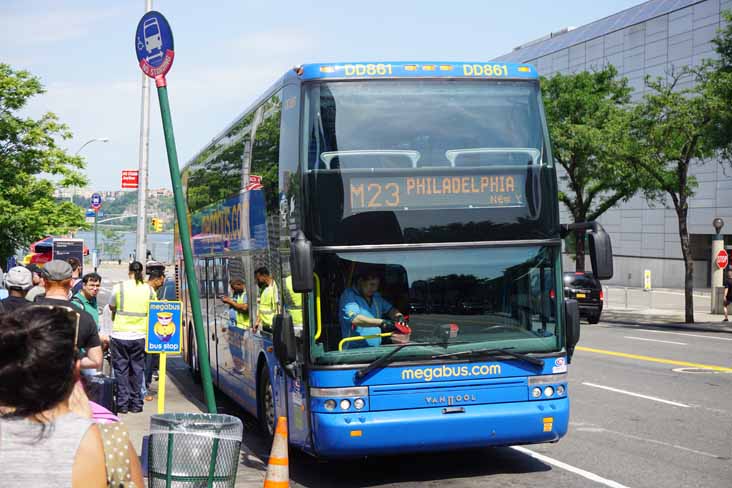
[146,300,182,414]
[146,300,182,354]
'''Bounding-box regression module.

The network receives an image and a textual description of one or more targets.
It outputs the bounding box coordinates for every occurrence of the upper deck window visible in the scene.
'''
[301,80,558,246]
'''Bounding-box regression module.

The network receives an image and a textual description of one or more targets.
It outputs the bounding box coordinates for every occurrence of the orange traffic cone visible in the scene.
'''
[263,417,289,488]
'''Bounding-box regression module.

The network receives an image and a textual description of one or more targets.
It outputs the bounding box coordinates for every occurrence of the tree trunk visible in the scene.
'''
[676,206,694,323]
[575,229,586,272]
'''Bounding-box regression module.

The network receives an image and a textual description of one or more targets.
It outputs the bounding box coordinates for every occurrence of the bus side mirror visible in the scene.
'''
[290,230,313,292]
[565,298,580,363]
[273,313,297,375]
[588,224,613,280]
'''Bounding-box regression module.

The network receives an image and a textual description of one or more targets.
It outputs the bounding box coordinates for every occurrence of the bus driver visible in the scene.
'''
[339,271,410,348]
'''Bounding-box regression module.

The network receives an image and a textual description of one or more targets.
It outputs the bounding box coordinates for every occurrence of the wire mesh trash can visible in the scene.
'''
[148,413,243,487]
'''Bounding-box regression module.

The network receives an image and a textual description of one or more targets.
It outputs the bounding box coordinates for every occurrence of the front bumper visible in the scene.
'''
[311,397,569,457]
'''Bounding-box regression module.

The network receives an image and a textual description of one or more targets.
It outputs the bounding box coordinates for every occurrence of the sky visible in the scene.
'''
[0,0,644,191]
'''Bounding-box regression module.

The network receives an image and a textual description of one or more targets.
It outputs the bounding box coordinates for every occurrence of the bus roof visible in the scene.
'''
[298,61,538,81]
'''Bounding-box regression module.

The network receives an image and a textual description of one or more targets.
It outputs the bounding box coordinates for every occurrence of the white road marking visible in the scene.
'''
[574,426,724,459]
[639,329,732,342]
[623,336,687,346]
[581,382,690,408]
[510,446,631,488]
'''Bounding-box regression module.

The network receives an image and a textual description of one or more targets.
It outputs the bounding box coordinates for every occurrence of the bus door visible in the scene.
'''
[211,258,230,385]
[203,258,220,385]
[285,334,309,449]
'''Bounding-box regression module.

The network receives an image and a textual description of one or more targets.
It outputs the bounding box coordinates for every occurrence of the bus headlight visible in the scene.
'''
[543,386,554,397]
[556,385,565,396]
[324,400,337,411]
[531,387,542,398]
[340,399,351,410]
[354,398,365,410]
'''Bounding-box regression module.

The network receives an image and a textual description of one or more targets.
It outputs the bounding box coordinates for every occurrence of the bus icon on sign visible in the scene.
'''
[143,18,163,62]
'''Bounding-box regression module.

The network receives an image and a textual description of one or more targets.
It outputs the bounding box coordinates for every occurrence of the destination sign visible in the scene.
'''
[348,174,526,211]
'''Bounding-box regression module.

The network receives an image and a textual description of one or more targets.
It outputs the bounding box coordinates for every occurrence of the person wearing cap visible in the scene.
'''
[0,266,33,313]
[35,260,103,371]
[24,264,46,302]
[339,271,408,349]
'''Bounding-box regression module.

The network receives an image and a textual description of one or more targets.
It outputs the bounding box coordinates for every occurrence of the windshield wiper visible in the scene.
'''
[355,341,458,381]
[431,347,545,368]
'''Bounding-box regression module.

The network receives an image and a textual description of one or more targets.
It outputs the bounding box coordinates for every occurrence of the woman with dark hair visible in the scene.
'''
[0,306,144,487]
[108,261,156,413]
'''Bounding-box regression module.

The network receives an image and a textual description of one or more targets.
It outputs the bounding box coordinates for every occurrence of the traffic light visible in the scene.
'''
[151,217,163,232]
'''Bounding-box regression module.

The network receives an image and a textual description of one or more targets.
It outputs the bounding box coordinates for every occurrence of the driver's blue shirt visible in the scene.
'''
[339,287,393,348]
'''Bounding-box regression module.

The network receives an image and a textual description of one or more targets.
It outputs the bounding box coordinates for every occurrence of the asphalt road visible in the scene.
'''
[205,316,731,488]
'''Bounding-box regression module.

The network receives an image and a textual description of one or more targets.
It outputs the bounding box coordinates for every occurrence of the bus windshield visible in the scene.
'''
[310,246,561,366]
[301,80,556,246]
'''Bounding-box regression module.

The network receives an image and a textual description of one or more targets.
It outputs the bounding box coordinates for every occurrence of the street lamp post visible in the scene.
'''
[71,137,110,203]
[70,138,109,243]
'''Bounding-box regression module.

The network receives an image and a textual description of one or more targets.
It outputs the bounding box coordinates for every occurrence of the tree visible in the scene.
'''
[541,66,645,271]
[707,10,732,160]
[0,64,88,263]
[101,228,123,261]
[629,68,730,323]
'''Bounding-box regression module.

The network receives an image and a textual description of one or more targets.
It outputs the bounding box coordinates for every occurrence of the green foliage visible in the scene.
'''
[0,64,88,262]
[101,228,123,259]
[102,191,137,215]
[706,10,732,160]
[628,63,729,322]
[541,65,646,269]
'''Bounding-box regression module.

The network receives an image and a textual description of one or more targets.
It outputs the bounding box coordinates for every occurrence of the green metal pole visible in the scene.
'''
[155,80,217,413]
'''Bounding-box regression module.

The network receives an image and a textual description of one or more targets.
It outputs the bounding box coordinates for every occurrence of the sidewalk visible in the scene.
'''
[600,308,732,334]
[118,356,267,487]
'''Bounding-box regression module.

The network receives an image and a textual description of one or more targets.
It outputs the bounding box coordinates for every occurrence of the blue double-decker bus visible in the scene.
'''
[178,61,613,457]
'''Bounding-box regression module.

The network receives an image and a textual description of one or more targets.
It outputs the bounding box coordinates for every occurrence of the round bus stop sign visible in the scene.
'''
[90,192,102,211]
[135,11,174,79]
[716,249,729,269]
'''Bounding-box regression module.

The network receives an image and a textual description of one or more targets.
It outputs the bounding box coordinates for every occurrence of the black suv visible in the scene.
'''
[563,272,603,324]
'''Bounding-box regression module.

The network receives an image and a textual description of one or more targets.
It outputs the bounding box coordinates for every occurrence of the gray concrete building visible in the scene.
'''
[494,0,732,288]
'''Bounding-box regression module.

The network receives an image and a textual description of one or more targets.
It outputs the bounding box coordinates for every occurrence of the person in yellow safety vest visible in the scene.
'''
[284,275,303,333]
[220,278,249,328]
[254,266,278,332]
[108,261,157,414]
[221,278,249,374]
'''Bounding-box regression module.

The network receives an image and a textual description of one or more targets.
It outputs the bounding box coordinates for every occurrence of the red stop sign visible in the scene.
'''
[716,249,729,269]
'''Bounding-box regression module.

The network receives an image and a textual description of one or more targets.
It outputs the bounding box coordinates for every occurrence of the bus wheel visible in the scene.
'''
[258,366,275,438]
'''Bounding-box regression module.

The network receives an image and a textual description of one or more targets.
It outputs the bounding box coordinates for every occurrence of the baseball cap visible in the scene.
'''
[5,266,33,290]
[42,260,73,281]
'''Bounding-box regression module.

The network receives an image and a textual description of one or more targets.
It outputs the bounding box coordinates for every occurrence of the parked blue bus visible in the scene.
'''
[178,61,613,457]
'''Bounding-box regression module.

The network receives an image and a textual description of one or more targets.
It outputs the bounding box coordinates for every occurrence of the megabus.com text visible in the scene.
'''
[401,364,502,382]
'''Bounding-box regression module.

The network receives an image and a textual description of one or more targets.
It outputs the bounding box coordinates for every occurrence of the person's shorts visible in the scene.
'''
[726,300,732,306]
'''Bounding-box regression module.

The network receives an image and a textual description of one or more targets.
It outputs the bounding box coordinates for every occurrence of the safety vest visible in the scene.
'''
[113,280,156,334]
[235,291,249,329]
[258,282,278,328]
[284,276,303,327]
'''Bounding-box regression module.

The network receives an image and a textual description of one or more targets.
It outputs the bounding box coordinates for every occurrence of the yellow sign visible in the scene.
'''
[644,269,652,290]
